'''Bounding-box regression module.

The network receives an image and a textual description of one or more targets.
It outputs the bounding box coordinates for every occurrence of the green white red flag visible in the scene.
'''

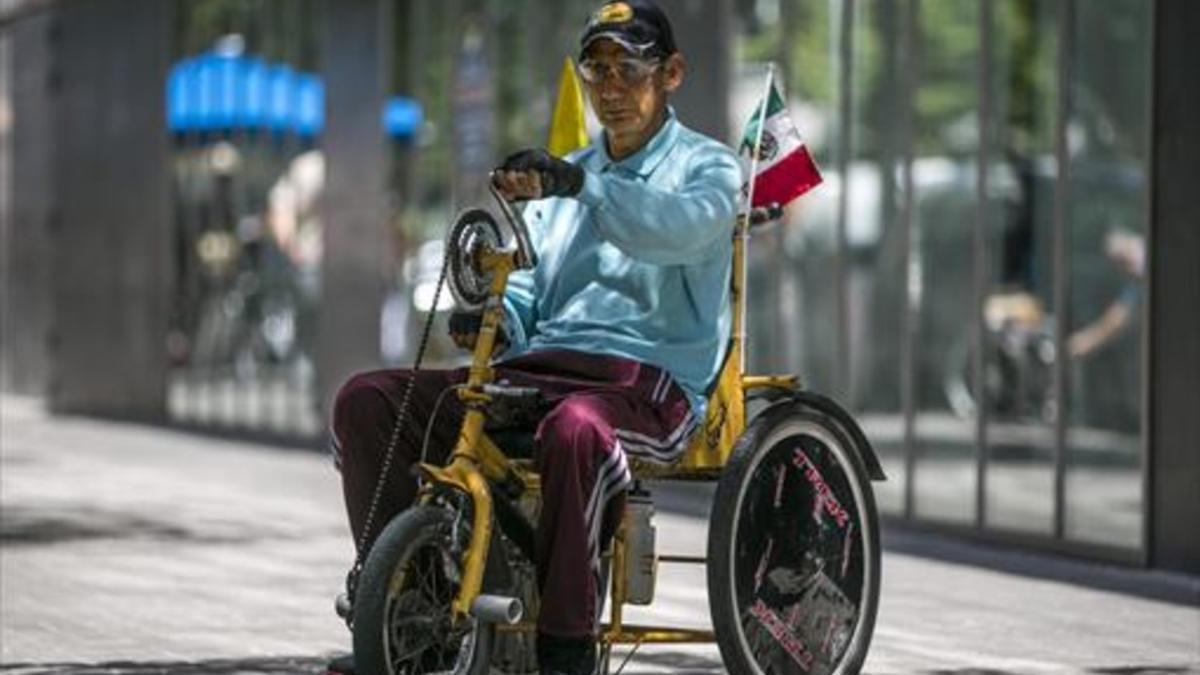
[740,83,823,207]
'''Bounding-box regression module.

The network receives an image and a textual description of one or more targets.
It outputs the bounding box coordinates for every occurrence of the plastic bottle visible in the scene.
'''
[623,490,657,605]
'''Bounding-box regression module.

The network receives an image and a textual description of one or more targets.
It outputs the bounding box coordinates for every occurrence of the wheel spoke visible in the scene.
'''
[381,521,475,675]
[415,551,443,606]
[393,615,437,630]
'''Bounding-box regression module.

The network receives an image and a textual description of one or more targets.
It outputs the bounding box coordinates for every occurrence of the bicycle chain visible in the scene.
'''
[350,250,452,581]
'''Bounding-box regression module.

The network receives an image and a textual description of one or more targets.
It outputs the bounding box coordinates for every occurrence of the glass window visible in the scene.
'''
[982,0,1061,534]
[1063,0,1150,550]
[911,0,982,524]
[844,0,909,515]
[738,0,839,391]
[167,0,323,437]
[730,0,1150,552]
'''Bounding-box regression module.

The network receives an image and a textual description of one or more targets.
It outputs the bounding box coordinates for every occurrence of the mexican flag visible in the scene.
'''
[740,83,823,207]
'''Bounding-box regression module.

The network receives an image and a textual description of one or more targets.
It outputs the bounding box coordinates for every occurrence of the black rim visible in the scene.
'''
[732,428,866,675]
[383,530,475,675]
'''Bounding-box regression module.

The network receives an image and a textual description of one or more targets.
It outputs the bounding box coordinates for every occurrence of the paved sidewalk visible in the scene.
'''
[1,396,1197,674]
[1,397,352,669]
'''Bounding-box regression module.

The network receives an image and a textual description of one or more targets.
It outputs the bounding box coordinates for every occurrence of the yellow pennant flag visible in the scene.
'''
[547,57,590,157]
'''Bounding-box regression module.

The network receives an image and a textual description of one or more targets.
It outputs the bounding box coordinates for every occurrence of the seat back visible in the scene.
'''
[627,337,745,480]
[629,215,761,478]
[675,338,745,471]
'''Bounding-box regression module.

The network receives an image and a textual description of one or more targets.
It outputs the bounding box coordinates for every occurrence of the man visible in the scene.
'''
[331,2,741,673]
[1067,227,1145,359]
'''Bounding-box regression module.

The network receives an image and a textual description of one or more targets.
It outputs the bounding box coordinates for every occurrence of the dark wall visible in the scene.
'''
[1,13,53,396]
[1149,0,1200,575]
[48,1,172,418]
[660,0,733,143]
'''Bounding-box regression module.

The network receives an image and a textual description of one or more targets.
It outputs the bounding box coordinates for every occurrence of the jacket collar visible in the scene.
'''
[593,106,680,179]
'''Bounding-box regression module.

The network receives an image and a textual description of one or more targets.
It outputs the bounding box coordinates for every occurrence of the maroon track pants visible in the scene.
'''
[331,349,695,638]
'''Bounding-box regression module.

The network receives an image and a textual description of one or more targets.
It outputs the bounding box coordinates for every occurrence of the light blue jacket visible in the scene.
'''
[502,110,743,416]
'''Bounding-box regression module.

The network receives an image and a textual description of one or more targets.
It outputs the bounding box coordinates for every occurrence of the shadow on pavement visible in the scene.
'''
[921,662,1195,667]
[1089,662,1200,667]
[0,504,295,546]
[0,656,329,675]
[883,526,1200,609]
[609,649,724,673]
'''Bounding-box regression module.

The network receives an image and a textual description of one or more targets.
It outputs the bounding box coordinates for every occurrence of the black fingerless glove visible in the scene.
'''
[497,149,585,198]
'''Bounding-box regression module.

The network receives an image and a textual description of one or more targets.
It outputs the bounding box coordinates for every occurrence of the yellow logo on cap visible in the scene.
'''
[596,2,634,24]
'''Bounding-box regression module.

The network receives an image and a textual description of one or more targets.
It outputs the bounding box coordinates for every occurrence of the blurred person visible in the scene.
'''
[264,148,324,294]
[263,149,325,369]
[1067,228,1145,359]
[327,2,743,673]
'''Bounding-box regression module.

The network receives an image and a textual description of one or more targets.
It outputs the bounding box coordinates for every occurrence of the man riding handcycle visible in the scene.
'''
[329,2,885,674]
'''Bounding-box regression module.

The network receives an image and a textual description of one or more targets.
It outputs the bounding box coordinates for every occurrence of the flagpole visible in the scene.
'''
[737,62,777,374]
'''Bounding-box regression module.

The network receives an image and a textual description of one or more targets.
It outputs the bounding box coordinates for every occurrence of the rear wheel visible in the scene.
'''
[353,504,492,675]
[707,404,881,675]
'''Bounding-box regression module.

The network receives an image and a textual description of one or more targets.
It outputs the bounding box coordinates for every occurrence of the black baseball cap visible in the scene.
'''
[579,0,678,60]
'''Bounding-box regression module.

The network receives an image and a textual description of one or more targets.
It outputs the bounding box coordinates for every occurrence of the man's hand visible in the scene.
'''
[493,149,584,201]
[448,310,508,354]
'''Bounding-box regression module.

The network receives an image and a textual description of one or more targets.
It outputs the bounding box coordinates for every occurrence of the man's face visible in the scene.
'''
[580,40,682,141]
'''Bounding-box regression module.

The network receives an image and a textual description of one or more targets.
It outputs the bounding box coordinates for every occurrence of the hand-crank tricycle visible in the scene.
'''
[347,184,886,675]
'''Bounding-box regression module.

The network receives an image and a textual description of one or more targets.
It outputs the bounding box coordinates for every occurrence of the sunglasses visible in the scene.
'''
[578,57,662,86]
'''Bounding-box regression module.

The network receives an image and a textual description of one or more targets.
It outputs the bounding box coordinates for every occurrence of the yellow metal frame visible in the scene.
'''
[413,216,799,657]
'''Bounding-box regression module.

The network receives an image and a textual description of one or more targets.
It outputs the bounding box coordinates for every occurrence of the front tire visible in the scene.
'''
[353,505,492,675]
[707,404,881,675]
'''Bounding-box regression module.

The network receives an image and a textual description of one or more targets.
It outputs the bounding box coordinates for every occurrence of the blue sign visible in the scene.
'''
[166,58,194,132]
[239,57,269,129]
[266,63,296,133]
[166,52,424,140]
[215,53,239,129]
[195,54,218,131]
[383,96,422,140]
[294,74,324,138]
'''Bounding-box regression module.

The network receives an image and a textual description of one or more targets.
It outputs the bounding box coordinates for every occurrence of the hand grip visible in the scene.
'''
[750,203,784,225]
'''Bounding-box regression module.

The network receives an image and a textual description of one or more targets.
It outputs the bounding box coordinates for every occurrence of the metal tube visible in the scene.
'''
[471,594,524,625]
[452,468,494,619]
[1051,0,1076,541]
[738,64,777,375]
[609,518,627,633]
[600,626,717,644]
[1138,0,1158,567]
[973,0,994,530]
[900,0,920,519]
[834,0,856,400]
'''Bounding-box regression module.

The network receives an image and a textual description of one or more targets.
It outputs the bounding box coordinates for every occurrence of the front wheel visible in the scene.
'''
[352,504,492,675]
[707,404,881,675]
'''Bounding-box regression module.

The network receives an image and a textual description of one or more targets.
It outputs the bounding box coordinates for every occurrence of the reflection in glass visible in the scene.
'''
[911,0,981,524]
[842,0,908,515]
[726,0,1150,552]
[166,2,323,437]
[983,0,1060,534]
[1063,0,1149,550]
[750,0,839,393]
